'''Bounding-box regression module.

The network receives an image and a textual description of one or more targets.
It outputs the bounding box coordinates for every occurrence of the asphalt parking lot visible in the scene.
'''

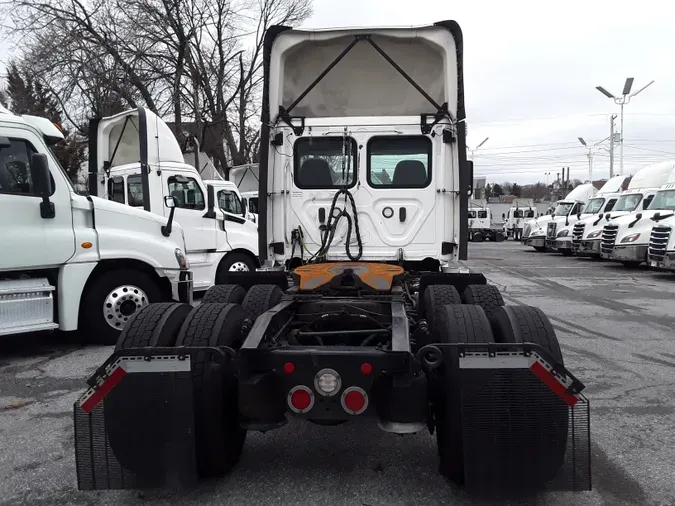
[1,241,674,506]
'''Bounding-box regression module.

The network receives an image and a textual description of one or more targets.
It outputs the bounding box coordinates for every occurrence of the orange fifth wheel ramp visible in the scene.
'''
[292,262,405,292]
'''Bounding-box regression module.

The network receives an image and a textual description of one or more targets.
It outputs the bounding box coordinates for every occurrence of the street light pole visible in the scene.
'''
[469,136,489,161]
[595,78,654,176]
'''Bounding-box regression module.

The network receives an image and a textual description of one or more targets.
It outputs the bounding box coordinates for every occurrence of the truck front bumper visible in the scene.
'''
[524,236,546,248]
[545,239,557,251]
[574,239,601,257]
[602,244,648,263]
[650,251,675,271]
[555,239,573,253]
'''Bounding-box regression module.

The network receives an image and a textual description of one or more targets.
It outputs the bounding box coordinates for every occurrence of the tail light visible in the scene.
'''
[341,386,368,415]
[288,385,314,413]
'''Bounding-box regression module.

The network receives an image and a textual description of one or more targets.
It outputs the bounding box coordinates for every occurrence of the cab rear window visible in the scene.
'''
[294,137,357,189]
[367,136,431,188]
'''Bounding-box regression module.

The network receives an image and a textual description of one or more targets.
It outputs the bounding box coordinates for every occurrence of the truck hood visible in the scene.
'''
[555,213,595,235]
[581,210,631,239]
[72,194,187,251]
[611,209,675,244]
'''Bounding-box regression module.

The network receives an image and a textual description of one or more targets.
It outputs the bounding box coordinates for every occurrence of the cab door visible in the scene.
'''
[161,173,217,252]
[0,129,75,270]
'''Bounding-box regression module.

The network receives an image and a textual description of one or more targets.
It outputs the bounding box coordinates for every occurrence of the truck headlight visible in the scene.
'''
[175,248,189,269]
[620,233,640,243]
[557,229,569,238]
[587,230,602,239]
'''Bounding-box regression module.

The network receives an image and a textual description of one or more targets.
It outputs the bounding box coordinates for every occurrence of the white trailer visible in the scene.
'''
[92,108,259,292]
[600,162,675,267]
[0,105,193,344]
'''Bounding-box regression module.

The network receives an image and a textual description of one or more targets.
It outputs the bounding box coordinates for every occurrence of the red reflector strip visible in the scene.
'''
[530,361,578,407]
[80,366,126,413]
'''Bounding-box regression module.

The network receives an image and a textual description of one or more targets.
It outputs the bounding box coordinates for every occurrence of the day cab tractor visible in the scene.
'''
[468,207,504,242]
[72,21,591,498]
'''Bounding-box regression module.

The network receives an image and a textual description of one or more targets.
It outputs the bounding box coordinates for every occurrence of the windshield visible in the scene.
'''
[648,190,675,211]
[468,210,476,218]
[613,193,643,212]
[582,198,605,214]
[554,203,574,216]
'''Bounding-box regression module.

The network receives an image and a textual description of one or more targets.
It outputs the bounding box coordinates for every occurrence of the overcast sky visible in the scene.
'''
[301,0,675,185]
[2,1,674,185]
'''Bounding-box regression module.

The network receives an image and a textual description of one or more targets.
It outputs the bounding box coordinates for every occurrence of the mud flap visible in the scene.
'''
[420,343,591,496]
[74,353,198,490]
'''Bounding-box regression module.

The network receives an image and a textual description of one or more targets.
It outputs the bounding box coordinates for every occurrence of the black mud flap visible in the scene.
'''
[74,351,199,490]
[419,343,591,497]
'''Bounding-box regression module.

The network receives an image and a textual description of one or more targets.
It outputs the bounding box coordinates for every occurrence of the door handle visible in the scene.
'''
[399,207,406,222]
[318,208,326,223]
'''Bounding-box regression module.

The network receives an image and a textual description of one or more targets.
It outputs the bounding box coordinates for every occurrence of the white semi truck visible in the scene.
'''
[468,207,504,241]
[648,186,675,271]
[502,204,536,240]
[91,108,259,292]
[554,175,627,256]
[600,161,675,267]
[522,183,597,251]
[0,105,193,344]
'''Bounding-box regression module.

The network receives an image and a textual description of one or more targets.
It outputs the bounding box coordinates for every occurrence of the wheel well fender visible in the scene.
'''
[81,259,171,303]
[219,248,261,270]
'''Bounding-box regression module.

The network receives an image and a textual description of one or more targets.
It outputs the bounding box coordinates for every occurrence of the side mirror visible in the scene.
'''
[204,184,216,219]
[164,195,176,209]
[162,196,177,237]
[241,199,248,217]
[467,160,474,196]
[31,153,55,219]
[636,213,643,220]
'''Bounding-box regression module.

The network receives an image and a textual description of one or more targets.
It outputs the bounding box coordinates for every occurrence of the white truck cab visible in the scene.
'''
[554,175,627,256]
[523,183,597,251]
[502,205,536,240]
[92,108,259,291]
[600,162,675,266]
[0,105,192,344]
[240,191,259,223]
[258,22,470,269]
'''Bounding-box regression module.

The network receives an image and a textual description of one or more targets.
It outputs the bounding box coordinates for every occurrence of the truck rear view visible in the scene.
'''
[72,20,591,499]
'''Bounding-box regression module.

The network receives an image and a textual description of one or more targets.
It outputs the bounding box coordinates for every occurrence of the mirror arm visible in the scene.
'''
[162,206,176,237]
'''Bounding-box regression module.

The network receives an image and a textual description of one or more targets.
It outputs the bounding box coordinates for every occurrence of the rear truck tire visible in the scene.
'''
[432,304,494,485]
[80,269,163,346]
[488,305,568,488]
[175,303,248,478]
[422,285,462,345]
[202,284,247,304]
[114,302,193,351]
[241,284,284,320]
[495,232,505,242]
[561,250,574,257]
[461,284,505,320]
[216,252,257,283]
[621,260,641,268]
[472,232,484,242]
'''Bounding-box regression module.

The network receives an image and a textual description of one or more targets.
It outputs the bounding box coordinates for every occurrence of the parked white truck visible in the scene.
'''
[522,183,597,251]
[502,204,536,240]
[91,108,259,292]
[0,105,193,344]
[600,162,675,266]
[554,175,627,256]
[468,207,504,241]
[648,185,675,271]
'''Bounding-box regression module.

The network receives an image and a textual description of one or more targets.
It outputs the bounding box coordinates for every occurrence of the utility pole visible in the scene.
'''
[609,113,616,178]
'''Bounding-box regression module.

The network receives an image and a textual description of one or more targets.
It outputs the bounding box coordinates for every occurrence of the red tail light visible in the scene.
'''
[288,385,314,413]
[341,386,368,415]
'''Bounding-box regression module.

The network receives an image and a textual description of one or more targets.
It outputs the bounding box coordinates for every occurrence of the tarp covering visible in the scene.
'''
[280,34,447,118]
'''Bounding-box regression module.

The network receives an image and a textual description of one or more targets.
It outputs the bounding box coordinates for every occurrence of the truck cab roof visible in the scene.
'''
[0,105,65,144]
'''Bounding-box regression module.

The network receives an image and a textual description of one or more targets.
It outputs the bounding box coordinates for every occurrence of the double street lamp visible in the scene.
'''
[595,78,654,175]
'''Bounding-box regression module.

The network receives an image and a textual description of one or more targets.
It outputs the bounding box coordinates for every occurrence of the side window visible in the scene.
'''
[107,176,125,204]
[167,176,205,210]
[217,190,242,214]
[294,137,357,189]
[0,137,39,196]
[642,195,654,209]
[367,136,432,188]
[571,202,582,215]
[468,210,476,218]
[478,210,488,219]
[127,175,144,207]
[604,198,617,212]
[249,197,258,214]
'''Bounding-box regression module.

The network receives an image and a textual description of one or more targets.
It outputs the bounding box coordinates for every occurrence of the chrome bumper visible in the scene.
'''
[603,244,648,263]
[574,239,601,256]
[524,236,546,248]
[555,239,573,252]
[650,252,675,271]
[545,239,557,251]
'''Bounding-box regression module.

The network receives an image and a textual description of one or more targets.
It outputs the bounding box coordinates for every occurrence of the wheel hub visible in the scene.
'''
[229,261,250,272]
[103,285,149,330]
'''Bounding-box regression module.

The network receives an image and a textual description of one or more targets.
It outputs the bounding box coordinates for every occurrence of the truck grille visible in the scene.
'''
[572,222,585,247]
[648,226,672,262]
[601,224,619,254]
[547,222,557,239]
